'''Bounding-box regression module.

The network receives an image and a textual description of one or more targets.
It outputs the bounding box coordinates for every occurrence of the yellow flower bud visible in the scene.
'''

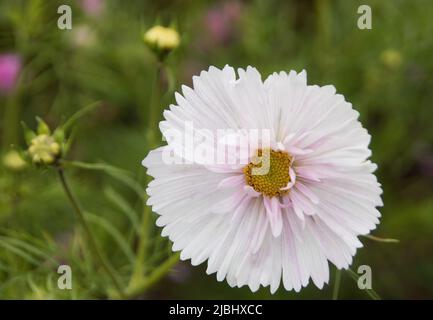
[2,150,27,171]
[144,25,180,51]
[380,49,403,69]
[28,134,61,165]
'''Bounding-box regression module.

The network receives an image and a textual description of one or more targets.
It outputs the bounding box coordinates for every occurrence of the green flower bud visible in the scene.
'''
[380,49,403,70]
[28,134,61,165]
[2,150,27,171]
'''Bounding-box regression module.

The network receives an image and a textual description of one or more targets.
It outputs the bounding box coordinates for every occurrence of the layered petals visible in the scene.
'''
[142,66,383,293]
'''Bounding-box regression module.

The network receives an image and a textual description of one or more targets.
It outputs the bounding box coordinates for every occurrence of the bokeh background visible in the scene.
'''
[1,0,432,299]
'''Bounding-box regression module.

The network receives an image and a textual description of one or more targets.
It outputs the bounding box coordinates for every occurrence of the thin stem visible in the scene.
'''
[315,0,331,71]
[363,234,399,243]
[124,252,180,299]
[148,61,164,138]
[2,92,21,149]
[57,168,125,298]
[62,101,101,132]
[129,59,166,290]
[332,269,342,300]
[128,204,151,287]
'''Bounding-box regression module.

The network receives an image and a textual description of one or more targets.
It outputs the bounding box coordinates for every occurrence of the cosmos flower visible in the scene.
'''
[70,24,97,48]
[204,1,242,45]
[80,0,104,17]
[0,53,21,94]
[142,66,383,293]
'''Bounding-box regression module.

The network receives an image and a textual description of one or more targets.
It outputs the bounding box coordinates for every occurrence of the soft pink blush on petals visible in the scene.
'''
[142,66,383,293]
[264,197,283,237]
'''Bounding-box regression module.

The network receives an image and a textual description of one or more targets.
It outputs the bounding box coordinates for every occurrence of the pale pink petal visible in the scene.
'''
[217,174,245,189]
[264,197,283,237]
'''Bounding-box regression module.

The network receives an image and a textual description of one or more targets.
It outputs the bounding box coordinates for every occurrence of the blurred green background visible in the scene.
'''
[0,0,432,299]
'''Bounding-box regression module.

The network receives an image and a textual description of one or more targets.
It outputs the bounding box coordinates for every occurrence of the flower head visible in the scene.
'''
[28,134,60,165]
[80,0,104,17]
[142,66,383,293]
[204,2,242,45]
[0,53,21,94]
[70,24,97,48]
[144,25,180,54]
[380,49,403,69]
[2,150,27,171]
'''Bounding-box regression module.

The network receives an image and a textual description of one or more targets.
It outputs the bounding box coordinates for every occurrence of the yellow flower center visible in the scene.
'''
[243,149,293,197]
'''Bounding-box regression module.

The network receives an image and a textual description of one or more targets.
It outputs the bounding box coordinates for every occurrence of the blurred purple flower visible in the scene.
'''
[223,1,242,21]
[206,10,230,44]
[0,53,21,94]
[416,152,433,178]
[168,261,192,284]
[80,0,104,17]
[204,1,242,45]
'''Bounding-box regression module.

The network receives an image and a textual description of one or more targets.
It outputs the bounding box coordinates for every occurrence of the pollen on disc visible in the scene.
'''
[243,149,293,197]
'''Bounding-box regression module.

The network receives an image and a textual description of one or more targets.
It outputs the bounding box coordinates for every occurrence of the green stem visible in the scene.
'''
[314,0,332,72]
[332,269,342,300]
[363,234,399,243]
[148,61,164,138]
[129,59,166,288]
[128,204,151,287]
[2,93,21,149]
[57,168,125,298]
[62,100,101,133]
[124,252,180,299]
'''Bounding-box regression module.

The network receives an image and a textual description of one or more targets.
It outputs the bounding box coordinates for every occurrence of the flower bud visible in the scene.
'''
[380,49,403,70]
[144,25,180,56]
[0,53,21,95]
[28,134,61,165]
[2,150,27,171]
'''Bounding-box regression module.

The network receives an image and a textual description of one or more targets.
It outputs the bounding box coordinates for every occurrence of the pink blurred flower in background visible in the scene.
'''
[203,1,242,46]
[168,261,192,284]
[80,0,104,17]
[0,53,22,95]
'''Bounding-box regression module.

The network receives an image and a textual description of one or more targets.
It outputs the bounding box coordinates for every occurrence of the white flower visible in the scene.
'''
[142,66,383,293]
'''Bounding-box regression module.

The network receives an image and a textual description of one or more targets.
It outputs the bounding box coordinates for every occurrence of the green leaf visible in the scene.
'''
[61,160,146,201]
[104,186,141,234]
[363,234,400,243]
[21,121,36,145]
[36,116,50,135]
[0,236,56,264]
[0,238,41,266]
[62,101,101,133]
[84,212,135,264]
[53,128,65,144]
